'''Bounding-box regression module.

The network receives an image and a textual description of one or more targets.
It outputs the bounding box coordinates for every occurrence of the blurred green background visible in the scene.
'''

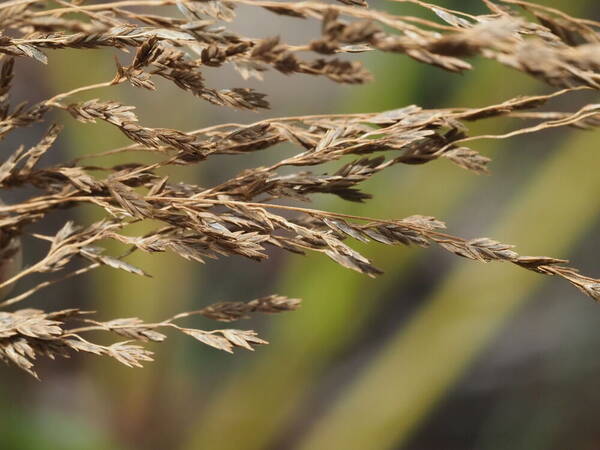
[2,1,600,449]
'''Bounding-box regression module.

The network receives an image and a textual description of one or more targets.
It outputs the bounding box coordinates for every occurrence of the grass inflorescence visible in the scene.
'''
[1,0,600,377]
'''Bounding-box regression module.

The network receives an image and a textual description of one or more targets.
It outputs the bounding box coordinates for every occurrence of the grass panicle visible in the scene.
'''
[1,0,600,377]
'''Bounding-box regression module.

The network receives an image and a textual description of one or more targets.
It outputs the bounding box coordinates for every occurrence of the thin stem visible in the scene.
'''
[501,0,600,28]
[444,107,600,150]
[45,80,118,107]
[0,263,100,308]
[0,263,42,292]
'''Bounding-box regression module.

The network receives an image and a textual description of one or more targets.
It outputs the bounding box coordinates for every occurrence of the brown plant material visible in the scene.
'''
[1,0,600,377]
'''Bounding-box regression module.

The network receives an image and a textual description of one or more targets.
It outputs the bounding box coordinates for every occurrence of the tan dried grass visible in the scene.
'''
[1,0,599,377]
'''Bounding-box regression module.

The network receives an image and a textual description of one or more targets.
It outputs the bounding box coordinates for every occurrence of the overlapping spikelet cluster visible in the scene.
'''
[1,0,600,377]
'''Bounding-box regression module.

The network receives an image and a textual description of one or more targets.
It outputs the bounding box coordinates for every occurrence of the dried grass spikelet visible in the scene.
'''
[1,0,600,377]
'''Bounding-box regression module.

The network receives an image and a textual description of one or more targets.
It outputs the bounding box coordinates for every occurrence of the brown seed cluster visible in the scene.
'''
[1,0,600,377]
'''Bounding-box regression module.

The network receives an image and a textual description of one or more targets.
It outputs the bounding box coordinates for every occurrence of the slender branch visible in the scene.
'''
[0,263,99,308]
